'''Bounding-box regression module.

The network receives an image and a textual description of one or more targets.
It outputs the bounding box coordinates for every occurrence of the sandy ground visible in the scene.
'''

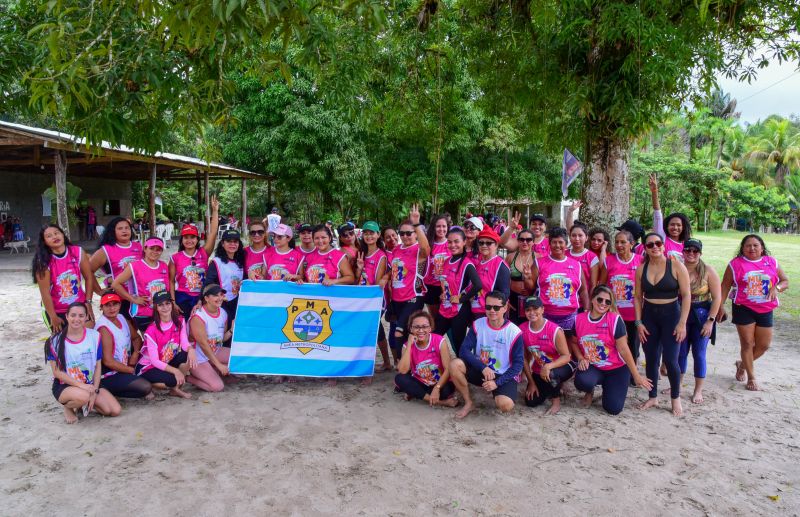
[1,270,799,516]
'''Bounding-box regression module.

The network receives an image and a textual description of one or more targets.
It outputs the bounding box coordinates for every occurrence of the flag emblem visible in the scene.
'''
[281,298,333,355]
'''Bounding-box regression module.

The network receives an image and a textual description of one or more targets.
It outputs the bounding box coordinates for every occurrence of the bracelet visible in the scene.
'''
[634,320,643,327]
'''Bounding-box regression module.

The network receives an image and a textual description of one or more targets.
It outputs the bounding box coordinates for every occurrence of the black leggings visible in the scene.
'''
[391,297,424,344]
[624,320,640,362]
[434,303,473,355]
[642,300,681,399]
[137,351,188,388]
[100,373,152,398]
[222,297,238,347]
[394,372,455,400]
[525,362,576,407]
[574,364,631,415]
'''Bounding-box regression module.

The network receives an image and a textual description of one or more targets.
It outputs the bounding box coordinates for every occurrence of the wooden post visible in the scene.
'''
[195,170,203,224]
[204,169,210,238]
[241,179,248,234]
[149,163,157,239]
[54,150,69,238]
[267,178,272,210]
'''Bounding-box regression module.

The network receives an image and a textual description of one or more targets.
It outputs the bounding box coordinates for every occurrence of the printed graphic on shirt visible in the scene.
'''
[161,339,179,363]
[479,344,503,372]
[268,265,291,280]
[146,278,167,297]
[431,253,448,277]
[184,265,205,292]
[744,270,771,303]
[440,276,453,308]
[391,258,407,288]
[610,274,634,308]
[414,359,441,386]
[230,278,242,296]
[526,344,553,368]
[306,264,327,284]
[545,273,574,306]
[56,270,80,304]
[580,334,612,368]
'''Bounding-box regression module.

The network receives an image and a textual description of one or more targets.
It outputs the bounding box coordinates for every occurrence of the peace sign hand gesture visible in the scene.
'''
[409,203,421,225]
[648,174,658,193]
[522,262,533,279]
[356,251,365,270]
[508,209,521,229]
[210,195,220,214]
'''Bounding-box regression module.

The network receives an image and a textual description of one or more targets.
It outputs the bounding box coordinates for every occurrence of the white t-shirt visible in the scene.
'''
[267,213,281,232]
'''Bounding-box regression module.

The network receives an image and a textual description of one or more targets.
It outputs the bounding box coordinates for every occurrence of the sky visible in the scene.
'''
[717,58,800,125]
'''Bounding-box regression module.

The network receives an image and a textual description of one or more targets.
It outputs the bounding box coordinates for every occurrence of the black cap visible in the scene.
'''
[271,207,278,213]
[684,238,703,251]
[338,222,355,234]
[524,295,544,309]
[615,219,644,239]
[202,283,227,297]
[221,229,241,241]
[299,223,312,232]
[152,291,172,305]
[530,213,546,223]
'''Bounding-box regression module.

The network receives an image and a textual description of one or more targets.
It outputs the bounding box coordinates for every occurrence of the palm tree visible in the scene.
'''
[719,126,747,179]
[745,118,800,187]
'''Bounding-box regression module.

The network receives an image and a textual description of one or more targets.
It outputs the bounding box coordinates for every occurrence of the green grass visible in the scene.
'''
[694,231,800,320]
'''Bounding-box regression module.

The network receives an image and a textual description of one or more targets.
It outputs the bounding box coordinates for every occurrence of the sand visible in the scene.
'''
[1,270,799,516]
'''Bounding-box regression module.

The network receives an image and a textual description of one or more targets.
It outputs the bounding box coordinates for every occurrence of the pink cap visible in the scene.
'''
[145,237,164,249]
[272,223,293,238]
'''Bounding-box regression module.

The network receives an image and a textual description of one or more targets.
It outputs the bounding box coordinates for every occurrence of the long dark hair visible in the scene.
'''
[32,224,72,283]
[663,212,692,242]
[358,231,385,256]
[97,217,132,249]
[154,300,183,333]
[43,302,87,370]
[589,227,612,254]
[446,227,470,273]
[641,232,663,265]
[736,234,770,258]
[214,236,245,268]
[426,214,449,244]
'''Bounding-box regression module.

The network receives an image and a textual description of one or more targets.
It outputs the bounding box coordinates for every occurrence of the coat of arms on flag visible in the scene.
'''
[281,299,333,355]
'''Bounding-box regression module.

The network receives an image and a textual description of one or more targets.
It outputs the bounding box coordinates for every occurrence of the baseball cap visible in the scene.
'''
[338,222,355,234]
[362,221,380,233]
[298,223,312,232]
[202,283,227,297]
[180,225,199,237]
[100,292,121,305]
[684,238,703,252]
[615,219,644,239]
[464,217,484,231]
[221,229,241,241]
[477,227,501,243]
[145,237,164,249]
[524,295,544,309]
[530,213,547,223]
[152,291,172,305]
[273,223,293,238]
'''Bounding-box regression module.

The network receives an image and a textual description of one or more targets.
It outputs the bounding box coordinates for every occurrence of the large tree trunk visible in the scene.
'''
[54,150,69,238]
[581,137,630,229]
[149,164,157,238]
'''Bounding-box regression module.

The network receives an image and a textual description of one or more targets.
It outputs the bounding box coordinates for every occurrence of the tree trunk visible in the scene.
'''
[204,170,210,237]
[195,170,203,224]
[149,164,157,237]
[581,137,630,228]
[54,150,69,238]
[241,179,248,236]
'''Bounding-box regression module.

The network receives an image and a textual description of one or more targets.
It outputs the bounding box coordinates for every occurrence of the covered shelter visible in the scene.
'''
[0,120,265,241]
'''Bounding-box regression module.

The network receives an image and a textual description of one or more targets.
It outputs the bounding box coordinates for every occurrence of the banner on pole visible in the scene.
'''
[562,148,583,198]
[230,281,383,377]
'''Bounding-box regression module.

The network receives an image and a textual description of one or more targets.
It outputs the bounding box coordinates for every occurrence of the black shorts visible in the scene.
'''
[133,316,153,332]
[731,303,774,328]
[43,311,67,333]
[51,379,73,401]
[423,285,443,305]
[465,365,518,400]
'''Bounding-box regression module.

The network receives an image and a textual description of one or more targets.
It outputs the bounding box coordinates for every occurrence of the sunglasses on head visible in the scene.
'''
[477,240,496,247]
[518,237,533,243]
[645,241,663,249]
[249,230,265,236]
[398,231,414,237]
[595,297,613,306]
[485,304,504,312]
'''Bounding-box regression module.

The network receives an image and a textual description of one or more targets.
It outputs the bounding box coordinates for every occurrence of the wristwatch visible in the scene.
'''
[94,388,100,394]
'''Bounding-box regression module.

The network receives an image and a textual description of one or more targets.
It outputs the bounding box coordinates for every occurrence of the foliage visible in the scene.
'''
[745,118,800,187]
[43,181,82,228]
[717,180,791,229]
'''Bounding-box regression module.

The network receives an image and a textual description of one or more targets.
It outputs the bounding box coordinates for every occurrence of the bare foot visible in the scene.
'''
[377,364,393,373]
[63,406,78,424]
[691,390,703,404]
[327,379,338,387]
[671,398,683,417]
[403,393,411,401]
[169,387,192,399]
[274,376,285,384]
[439,397,459,408]
[746,379,760,391]
[455,400,474,419]
[735,360,746,382]
[145,391,155,401]
[224,375,240,384]
[286,377,299,383]
[579,392,593,408]
[361,377,373,386]
[545,397,562,415]
[638,398,659,410]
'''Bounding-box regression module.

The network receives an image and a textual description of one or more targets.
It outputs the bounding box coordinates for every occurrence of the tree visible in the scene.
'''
[745,117,800,187]
[718,180,791,229]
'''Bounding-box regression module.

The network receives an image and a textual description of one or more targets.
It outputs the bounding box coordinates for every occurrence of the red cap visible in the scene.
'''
[100,293,121,305]
[477,227,501,243]
[181,225,199,237]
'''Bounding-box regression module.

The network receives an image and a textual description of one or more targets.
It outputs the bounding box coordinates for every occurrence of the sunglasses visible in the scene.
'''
[485,304,504,312]
[398,231,414,237]
[341,231,355,237]
[518,237,533,243]
[249,230,266,236]
[684,247,700,254]
[411,325,431,331]
[464,224,478,231]
[190,257,196,266]
[595,297,613,306]
[645,241,663,249]
[477,240,496,247]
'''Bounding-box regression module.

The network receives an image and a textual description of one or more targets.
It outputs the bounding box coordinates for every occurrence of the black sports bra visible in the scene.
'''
[642,260,679,299]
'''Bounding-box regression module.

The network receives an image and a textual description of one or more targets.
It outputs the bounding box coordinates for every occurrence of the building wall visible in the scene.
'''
[0,170,132,240]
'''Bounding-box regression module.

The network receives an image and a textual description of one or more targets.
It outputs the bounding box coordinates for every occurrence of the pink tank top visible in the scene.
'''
[304,248,346,283]
[264,248,305,280]
[424,240,451,286]
[139,319,186,373]
[244,245,269,279]
[537,255,582,316]
[604,253,642,321]
[471,255,508,314]
[730,256,780,313]
[128,259,169,318]
[410,333,447,386]
[533,237,550,258]
[48,245,86,312]
[575,312,625,371]
[171,249,208,294]
[521,319,562,375]
[103,242,143,288]
[568,248,598,290]
[664,238,684,262]
[439,256,472,319]
[391,243,421,302]
[359,249,387,286]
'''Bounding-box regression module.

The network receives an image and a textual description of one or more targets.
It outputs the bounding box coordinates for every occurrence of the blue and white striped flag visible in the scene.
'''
[230,281,383,377]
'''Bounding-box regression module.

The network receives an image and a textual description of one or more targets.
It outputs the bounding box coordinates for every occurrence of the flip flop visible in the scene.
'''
[735,360,746,382]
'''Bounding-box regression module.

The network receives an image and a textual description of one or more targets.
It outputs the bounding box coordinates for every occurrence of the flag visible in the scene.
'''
[562,148,583,198]
[230,280,383,377]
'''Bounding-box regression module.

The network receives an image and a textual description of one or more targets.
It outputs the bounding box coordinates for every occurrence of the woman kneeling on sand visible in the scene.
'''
[394,311,458,407]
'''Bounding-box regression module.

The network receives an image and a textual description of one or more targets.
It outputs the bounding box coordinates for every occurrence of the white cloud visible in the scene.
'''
[717,59,800,124]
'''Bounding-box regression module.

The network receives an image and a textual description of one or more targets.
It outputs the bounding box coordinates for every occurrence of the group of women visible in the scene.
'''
[33,179,788,423]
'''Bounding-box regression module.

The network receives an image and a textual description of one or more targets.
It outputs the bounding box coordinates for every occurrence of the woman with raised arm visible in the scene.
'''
[422,214,451,321]
[649,174,691,261]
[568,221,599,293]
[506,229,536,324]
[499,211,549,258]
[355,221,391,372]
[205,229,245,340]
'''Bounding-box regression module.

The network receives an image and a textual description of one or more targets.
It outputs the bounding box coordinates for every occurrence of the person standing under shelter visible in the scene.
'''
[87,206,97,240]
